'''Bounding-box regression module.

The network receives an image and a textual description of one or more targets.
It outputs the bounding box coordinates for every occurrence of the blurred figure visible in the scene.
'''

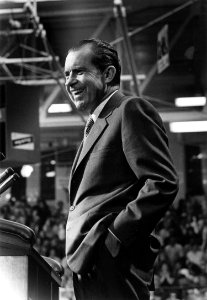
[158,261,175,287]
[164,236,184,268]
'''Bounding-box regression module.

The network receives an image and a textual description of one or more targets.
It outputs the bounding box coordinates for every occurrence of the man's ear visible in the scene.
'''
[104,66,116,83]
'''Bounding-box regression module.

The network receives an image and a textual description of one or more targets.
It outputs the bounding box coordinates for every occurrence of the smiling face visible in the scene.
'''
[64,44,107,113]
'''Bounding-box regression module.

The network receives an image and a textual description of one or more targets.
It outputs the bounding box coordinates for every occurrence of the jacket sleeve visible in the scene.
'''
[108,97,179,248]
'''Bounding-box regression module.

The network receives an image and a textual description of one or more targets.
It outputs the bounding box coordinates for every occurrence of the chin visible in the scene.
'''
[75,101,87,112]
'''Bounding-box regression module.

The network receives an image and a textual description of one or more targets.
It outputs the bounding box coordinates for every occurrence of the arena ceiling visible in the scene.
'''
[0,0,207,130]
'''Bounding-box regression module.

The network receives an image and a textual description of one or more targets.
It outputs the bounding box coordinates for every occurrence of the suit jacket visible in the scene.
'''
[66,91,178,280]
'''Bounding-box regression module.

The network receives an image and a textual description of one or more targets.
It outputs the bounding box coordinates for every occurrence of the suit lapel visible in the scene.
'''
[71,141,83,176]
[74,117,108,174]
[71,91,126,177]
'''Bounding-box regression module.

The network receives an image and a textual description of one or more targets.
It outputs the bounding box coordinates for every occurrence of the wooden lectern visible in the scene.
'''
[0,218,63,300]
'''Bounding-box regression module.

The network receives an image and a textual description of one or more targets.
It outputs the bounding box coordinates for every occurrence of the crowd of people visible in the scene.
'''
[154,195,207,299]
[0,195,74,295]
[1,193,207,299]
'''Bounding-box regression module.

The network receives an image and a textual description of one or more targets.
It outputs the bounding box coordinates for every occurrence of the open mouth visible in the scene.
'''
[71,89,85,97]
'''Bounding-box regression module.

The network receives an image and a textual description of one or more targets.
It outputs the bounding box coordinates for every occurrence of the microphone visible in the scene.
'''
[0,173,20,195]
[0,167,15,184]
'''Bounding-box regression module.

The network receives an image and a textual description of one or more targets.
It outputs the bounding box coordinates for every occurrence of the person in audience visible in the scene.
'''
[164,236,184,268]
[158,261,175,287]
[186,240,205,271]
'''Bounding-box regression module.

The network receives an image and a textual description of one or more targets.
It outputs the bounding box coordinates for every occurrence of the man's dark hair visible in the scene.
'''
[71,38,121,86]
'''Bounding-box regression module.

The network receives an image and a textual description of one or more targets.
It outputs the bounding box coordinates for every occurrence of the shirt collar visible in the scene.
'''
[90,90,118,123]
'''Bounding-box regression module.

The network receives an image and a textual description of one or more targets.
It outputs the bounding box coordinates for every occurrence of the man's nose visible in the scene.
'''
[65,74,77,88]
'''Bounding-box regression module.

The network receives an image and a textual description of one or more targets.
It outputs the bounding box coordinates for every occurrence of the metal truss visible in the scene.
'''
[0,0,199,112]
[0,0,87,124]
[0,0,63,86]
[111,0,199,97]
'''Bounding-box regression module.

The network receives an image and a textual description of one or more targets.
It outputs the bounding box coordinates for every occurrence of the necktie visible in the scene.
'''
[84,115,94,140]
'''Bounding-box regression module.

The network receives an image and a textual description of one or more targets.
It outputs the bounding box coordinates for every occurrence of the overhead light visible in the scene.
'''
[169,121,207,133]
[20,165,34,177]
[48,103,72,113]
[121,74,146,81]
[46,171,55,178]
[175,96,206,107]
[0,0,62,2]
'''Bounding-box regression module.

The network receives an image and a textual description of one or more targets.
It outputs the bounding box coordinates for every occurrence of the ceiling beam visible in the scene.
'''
[90,15,112,38]
[0,56,57,64]
[111,0,199,45]
[39,85,61,120]
[38,7,113,18]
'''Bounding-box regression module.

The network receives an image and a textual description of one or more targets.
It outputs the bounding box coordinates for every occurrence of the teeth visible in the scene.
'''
[72,89,83,95]
[76,90,82,94]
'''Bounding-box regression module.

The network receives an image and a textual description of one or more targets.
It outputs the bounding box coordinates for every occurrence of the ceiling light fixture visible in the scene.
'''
[20,165,34,178]
[46,171,55,178]
[121,74,146,81]
[175,96,206,107]
[0,0,62,2]
[48,103,72,113]
[169,121,207,133]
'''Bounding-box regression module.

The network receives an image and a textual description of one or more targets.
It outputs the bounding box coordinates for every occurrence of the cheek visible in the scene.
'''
[88,86,102,102]
[88,81,104,98]
[85,73,103,89]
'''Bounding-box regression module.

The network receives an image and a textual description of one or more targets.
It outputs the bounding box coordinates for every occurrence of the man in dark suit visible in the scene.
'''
[64,38,178,300]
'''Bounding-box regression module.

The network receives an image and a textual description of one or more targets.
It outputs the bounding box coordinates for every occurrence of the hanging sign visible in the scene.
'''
[11,132,35,150]
[157,24,170,74]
